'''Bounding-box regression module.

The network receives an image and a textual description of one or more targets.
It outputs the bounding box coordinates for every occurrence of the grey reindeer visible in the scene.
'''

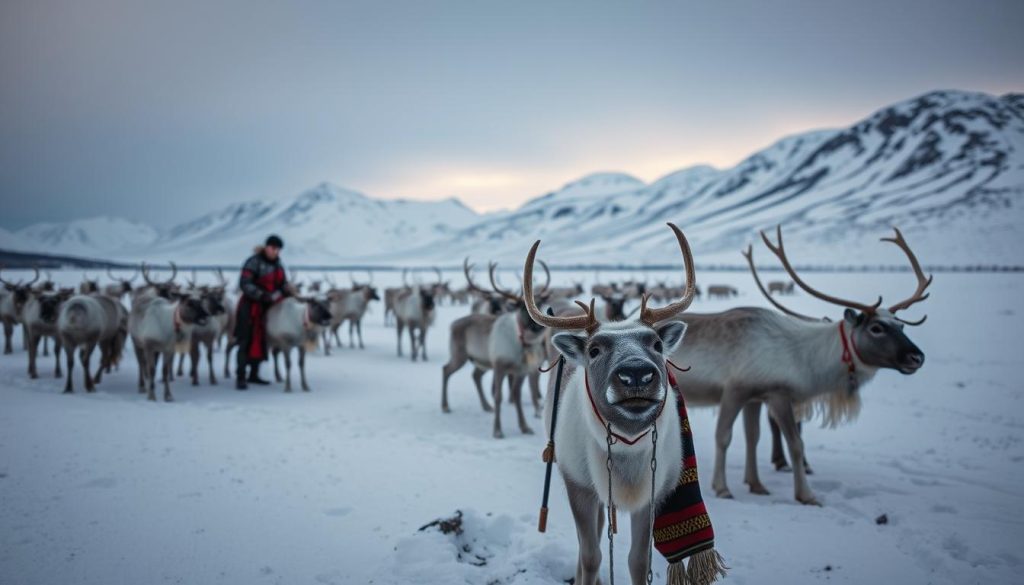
[525,223,713,585]
[668,226,930,505]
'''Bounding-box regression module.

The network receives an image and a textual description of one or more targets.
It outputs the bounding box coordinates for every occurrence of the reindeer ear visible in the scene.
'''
[655,321,687,354]
[551,332,587,365]
[843,308,862,325]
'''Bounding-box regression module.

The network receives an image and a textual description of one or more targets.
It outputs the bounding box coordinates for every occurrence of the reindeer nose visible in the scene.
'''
[905,351,924,369]
[614,365,657,388]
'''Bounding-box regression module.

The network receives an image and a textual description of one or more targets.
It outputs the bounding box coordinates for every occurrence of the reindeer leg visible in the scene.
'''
[162,351,174,402]
[54,338,62,378]
[83,344,96,392]
[3,320,13,354]
[176,351,185,377]
[395,321,404,357]
[419,326,428,361]
[356,319,364,349]
[92,342,106,385]
[27,332,39,379]
[207,341,217,385]
[528,371,542,418]
[743,401,770,495]
[471,367,492,412]
[42,335,49,357]
[491,365,506,438]
[712,391,744,499]
[408,325,418,362]
[135,343,146,392]
[348,320,355,349]
[440,353,468,414]
[629,504,654,585]
[769,415,790,471]
[565,479,603,585]
[299,347,309,392]
[283,348,292,393]
[190,340,200,386]
[273,349,282,382]
[511,375,533,435]
[63,342,75,394]
[767,395,819,505]
[321,329,331,356]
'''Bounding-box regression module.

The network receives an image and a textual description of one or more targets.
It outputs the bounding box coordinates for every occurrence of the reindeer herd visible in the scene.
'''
[0,223,931,512]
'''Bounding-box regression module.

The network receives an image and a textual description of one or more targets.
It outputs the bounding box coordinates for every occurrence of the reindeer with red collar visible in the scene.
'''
[670,226,930,505]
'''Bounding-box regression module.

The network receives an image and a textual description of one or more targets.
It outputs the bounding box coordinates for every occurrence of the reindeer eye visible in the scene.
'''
[654,340,663,353]
[588,346,600,358]
[869,324,884,335]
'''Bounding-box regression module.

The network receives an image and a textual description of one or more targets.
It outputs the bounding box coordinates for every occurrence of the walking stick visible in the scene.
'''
[538,355,565,533]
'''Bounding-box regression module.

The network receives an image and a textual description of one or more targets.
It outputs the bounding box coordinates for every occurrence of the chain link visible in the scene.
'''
[647,425,658,584]
[606,424,616,585]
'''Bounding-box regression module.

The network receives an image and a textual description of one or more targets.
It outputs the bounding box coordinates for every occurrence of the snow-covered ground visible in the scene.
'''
[1,269,1021,585]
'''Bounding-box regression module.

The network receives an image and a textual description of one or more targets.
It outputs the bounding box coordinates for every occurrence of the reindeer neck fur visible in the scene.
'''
[488,312,544,371]
[547,322,684,513]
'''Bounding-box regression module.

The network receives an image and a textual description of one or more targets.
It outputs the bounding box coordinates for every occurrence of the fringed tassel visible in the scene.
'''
[685,549,728,585]
[666,561,688,585]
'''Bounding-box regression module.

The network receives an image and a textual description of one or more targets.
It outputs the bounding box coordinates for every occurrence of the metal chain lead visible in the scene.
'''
[647,425,658,584]
[606,424,616,585]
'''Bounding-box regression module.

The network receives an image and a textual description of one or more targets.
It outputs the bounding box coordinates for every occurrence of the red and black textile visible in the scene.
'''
[653,373,727,584]
[234,250,288,362]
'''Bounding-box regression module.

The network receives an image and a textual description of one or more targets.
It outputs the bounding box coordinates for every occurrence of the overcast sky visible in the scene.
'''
[1,0,1022,229]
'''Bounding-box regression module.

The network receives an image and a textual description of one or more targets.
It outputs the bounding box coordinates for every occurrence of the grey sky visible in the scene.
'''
[1,0,1022,229]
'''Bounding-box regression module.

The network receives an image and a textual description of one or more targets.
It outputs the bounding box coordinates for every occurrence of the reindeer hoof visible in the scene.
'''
[805,466,814,475]
[493,430,505,439]
[797,495,822,506]
[774,463,792,472]
[521,426,534,435]
[442,406,451,414]
[747,483,770,495]
[302,386,310,392]
[715,488,734,499]
[29,372,38,379]
[63,388,73,394]
[164,395,174,403]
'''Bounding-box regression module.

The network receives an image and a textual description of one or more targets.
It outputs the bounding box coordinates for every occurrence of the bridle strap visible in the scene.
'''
[838,321,864,373]
[584,369,667,446]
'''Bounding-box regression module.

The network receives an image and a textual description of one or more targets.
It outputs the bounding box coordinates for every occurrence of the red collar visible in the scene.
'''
[838,321,864,374]
[583,369,669,446]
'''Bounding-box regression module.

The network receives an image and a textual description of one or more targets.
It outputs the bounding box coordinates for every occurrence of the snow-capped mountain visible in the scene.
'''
[395,90,1024,267]
[3,89,1022,267]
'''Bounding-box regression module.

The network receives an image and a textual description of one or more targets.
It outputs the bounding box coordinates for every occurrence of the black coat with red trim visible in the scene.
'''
[235,251,288,362]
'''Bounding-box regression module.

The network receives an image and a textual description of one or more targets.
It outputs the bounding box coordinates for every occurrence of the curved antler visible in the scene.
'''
[0,265,14,286]
[523,241,598,332]
[742,245,818,322]
[433,267,443,287]
[881,228,932,320]
[639,223,696,325]
[401,268,409,287]
[141,261,177,287]
[761,225,882,314]
[462,258,492,296]
[488,262,522,302]
[537,259,551,296]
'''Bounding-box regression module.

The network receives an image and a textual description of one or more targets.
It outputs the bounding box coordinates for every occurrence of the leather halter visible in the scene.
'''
[584,368,671,446]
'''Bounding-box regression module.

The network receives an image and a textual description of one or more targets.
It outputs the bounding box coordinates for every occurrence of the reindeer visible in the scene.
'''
[129,264,209,401]
[668,227,930,505]
[267,296,332,392]
[383,269,410,326]
[393,269,440,361]
[103,267,137,299]
[705,285,737,299]
[0,266,39,353]
[185,288,227,386]
[766,280,795,295]
[324,272,379,351]
[22,287,74,379]
[79,272,100,294]
[525,223,708,585]
[57,292,127,393]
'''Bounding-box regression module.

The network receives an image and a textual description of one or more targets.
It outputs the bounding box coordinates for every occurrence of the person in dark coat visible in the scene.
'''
[234,235,289,390]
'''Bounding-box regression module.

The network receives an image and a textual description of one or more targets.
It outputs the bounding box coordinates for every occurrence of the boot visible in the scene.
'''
[235,375,248,391]
[247,363,271,385]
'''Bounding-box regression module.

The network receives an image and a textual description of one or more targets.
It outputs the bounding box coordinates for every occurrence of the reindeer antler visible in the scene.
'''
[639,223,696,325]
[742,245,818,322]
[523,241,598,332]
[761,225,882,314]
[463,258,492,296]
[881,227,932,324]
[488,262,522,302]
[141,261,177,287]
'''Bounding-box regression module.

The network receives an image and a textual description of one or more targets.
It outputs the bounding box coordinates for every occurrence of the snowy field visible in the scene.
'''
[1,268,1022,585]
